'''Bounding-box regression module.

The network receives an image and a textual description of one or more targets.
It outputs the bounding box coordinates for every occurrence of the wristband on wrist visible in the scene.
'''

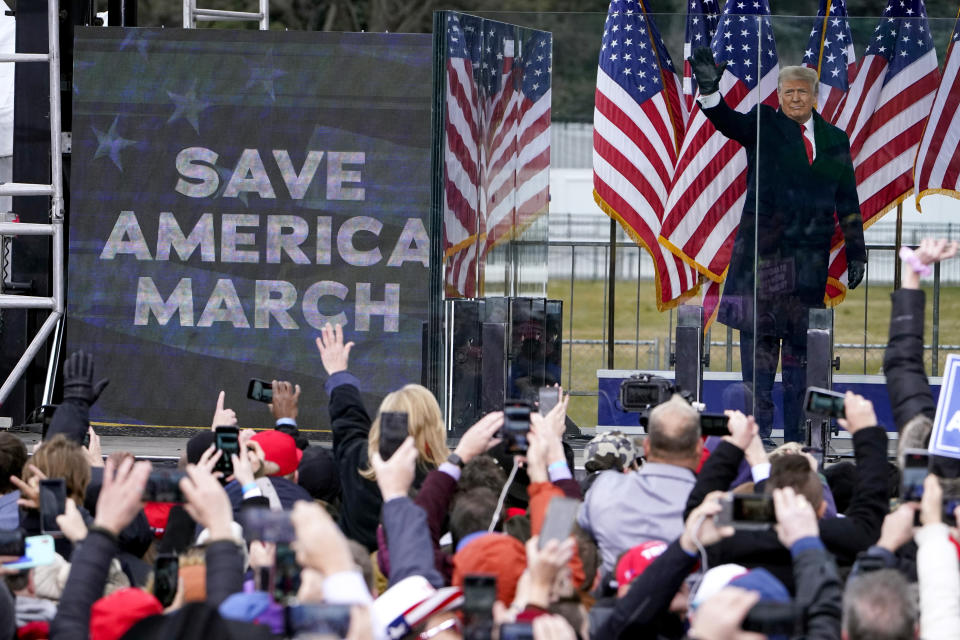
[547,460,567,473]
[241,482,258,494]
[900,246,933,277]
[88,524,119,544]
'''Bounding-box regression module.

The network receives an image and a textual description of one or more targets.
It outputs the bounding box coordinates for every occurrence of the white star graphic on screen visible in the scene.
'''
[92,117,137,172]
[166,81,211,134]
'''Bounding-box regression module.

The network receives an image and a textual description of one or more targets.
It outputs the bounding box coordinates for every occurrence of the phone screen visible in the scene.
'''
[2,535,55,571]
[0,530,25,557]
[273,543,301,604]
[378,412,409,461]
[463,574,497,616]
[502,402,531,455]
[39,479,66,536]
[538,387,560,415]
[538,497,579,549]
[732,494,776,524]
[500,623,535,640]
[214,426,240,476]
[901,449,930,502]
[241,507,295,543]
[804,387,846,418]
[247,379,273,403]
[153,554,179,608]
[143,471,187,503]
[287,604,352,637]
[944,497,960,527]
[699,413,730,437]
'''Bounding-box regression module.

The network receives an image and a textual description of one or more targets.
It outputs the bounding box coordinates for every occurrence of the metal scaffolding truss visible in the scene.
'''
[183,0,268,29]
[0,0,64,407]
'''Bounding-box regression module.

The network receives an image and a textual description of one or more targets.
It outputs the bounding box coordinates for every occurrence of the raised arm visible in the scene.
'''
[50,458,151,640]
[316,323,370,450]
[884,239,958,429]
[688,47,757,146]
[819,394,889,563]
[373,437,445,588]
[684,411,757,519]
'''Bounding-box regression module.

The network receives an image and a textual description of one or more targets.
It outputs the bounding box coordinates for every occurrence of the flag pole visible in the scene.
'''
[608,218,617,368]
[894,202,903,290]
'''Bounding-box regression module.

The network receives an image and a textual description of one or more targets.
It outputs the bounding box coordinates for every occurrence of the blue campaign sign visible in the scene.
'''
[931,354,960,458]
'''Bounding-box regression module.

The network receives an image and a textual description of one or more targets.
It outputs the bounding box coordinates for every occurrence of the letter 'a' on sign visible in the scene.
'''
[930,354,960,459]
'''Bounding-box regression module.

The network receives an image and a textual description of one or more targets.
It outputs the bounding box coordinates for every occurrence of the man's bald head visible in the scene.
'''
[645,395,702,466]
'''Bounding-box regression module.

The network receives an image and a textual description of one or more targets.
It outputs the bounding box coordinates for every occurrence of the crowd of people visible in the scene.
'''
[0,239,954,639]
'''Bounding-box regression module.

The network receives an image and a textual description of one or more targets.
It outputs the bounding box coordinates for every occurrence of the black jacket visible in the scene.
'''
[329,375,384,551]
[703,98,866,334]
[683,429,888,588]
[603,537,841,640]
[883,288,936,430]
[50,528,245,640]
[791,543,843,640]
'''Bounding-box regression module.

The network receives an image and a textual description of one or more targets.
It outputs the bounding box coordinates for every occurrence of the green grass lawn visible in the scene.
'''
[547,278,960,430]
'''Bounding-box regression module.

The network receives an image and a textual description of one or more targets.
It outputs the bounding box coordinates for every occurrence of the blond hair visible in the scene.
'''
[25,434,90,504]
[360,384,450,480]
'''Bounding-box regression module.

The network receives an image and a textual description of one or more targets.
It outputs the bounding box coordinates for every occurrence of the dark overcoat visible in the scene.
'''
[704,98,866,336]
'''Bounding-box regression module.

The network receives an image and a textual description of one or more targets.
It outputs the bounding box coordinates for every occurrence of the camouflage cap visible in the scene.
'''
[585,430,638,470]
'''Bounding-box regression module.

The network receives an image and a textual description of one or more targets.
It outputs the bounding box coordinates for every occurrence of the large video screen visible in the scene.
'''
[67,28,433,429]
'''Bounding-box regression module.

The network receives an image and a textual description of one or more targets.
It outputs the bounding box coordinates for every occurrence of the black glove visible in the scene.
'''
[687,46,727,96]
[62,351,109,405]
[847,259,866,290]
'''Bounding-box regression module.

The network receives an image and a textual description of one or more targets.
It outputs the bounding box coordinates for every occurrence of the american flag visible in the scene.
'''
[802,0,857,304]
[484,28,552,250]
[802,0,856,124]
[824,0,938,298]
[659,0,780,320]
[836,0,938,227]
[442,14,483,297]
[593,0,697,311]
[441,16,552,297]
[683,0,721,115]
[914,10,960,211]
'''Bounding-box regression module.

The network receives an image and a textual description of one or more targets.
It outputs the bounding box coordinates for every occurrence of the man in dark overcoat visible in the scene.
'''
[689,47,866,444]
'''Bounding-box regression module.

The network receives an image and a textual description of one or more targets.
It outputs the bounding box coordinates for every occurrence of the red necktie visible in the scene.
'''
[800,123,813,165]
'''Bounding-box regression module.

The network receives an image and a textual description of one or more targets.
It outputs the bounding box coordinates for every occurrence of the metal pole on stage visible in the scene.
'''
[894,203,903,290]
[607,218,616,368]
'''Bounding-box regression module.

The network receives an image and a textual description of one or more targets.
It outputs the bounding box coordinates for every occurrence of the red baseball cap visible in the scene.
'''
[252,430,303,476]
[90,587,163,640]
[616,540,668,587]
